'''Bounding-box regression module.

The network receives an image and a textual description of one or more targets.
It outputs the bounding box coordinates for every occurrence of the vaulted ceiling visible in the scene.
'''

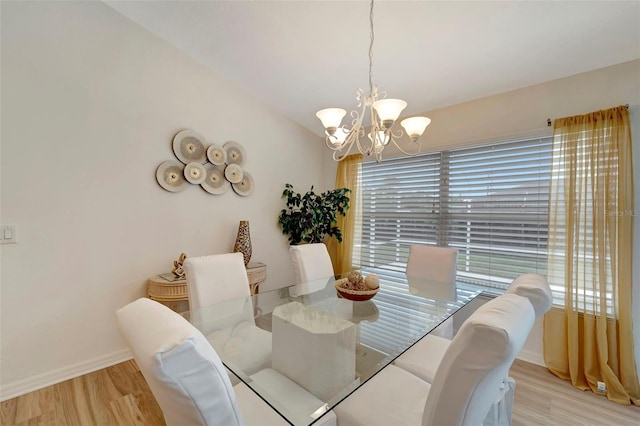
[105,1,640,135]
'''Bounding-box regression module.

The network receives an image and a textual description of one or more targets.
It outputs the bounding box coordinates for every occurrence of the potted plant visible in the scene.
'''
[278,183,351,245]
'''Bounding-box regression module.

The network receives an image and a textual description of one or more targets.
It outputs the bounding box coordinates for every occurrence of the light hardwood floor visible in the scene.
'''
[2,359,638,425]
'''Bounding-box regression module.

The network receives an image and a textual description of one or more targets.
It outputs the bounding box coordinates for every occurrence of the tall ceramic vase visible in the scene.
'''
[233,220,252,266]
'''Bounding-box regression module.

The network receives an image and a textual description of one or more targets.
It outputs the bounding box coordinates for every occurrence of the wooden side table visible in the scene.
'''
[147,262,267,311]
[246,261,267,294]
[147,275,189,313]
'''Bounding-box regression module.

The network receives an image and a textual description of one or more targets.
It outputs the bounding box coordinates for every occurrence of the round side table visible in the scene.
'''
[147,275,188,312]
[147,262,267,312]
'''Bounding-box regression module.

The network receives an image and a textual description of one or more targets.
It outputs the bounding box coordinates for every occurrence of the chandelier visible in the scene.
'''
[316,0,431,163]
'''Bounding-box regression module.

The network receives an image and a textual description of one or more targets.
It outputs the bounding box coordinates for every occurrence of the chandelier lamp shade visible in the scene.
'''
[316,0,431,162]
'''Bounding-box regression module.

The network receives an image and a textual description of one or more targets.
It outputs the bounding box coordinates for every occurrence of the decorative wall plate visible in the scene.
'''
[159,131,253,197]
[207,144,227,166]
[223,141,246,166]
[201,164,230,194]
[173,130,207,164]
[232,171,254,197]
[184,162,207,184]
[156,160,188,192]
[224,163,244,184]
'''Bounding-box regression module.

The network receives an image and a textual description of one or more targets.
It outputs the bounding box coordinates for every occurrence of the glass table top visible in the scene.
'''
[187,268,482,425]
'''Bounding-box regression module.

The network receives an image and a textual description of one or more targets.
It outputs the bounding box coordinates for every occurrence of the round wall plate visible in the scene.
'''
[156,160,188,192]
[207,144,227,166]
[184,162,207,184]
[223,141,246,166]
[232,171,254,197]
[173,130,207,164]
[224,163,244,183]
[201,163,230,194]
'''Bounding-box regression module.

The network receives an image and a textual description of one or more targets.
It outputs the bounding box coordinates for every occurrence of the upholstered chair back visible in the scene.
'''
[184,252,250,310]
[406,245,458,284]
[422,293,535,426]
[506,273,552,318]
[289,243,335,284]
[116,298,243,426]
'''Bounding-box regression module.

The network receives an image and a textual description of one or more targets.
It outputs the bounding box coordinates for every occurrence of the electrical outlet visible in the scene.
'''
[597,381,607,393]
[0,225,17,244]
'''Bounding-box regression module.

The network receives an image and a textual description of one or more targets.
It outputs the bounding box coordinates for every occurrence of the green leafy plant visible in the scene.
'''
[278,183,351,245]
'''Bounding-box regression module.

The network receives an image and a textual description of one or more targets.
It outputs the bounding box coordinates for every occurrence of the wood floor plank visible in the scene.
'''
[510,359,640,426]
[1,395,17,425]
[110,394,149,426]
[13,389,42,424]
[2,358,639,425]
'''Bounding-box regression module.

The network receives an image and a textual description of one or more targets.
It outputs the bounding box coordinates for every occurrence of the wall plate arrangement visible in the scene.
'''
[156,130,254,197]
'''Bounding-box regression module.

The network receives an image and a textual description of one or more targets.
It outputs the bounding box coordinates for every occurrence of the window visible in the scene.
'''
[354,136,552,292]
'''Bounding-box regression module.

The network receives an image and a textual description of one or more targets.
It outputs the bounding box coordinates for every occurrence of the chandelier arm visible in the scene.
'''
[349,99,373,155]
[324,137,343,151]
[333,135,358,161]
[390,137,423,156]
[355,133,371,157]
[350,126,367,155]
[384,128,403,146]
[350,100,366,129]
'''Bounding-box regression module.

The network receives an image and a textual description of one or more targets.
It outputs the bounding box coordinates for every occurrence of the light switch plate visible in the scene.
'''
[0,225,17,244]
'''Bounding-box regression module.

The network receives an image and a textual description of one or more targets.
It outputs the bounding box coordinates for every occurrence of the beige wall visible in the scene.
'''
[0,1,325,399]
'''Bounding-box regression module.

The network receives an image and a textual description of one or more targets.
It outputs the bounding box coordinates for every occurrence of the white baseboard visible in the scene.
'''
[0,348,133,402]
[517,348,546,368]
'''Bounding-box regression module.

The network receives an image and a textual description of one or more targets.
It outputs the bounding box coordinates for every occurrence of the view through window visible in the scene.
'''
[353,136,553,293]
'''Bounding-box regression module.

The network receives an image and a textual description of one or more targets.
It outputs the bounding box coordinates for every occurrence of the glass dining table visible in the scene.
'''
[187,268,482,425]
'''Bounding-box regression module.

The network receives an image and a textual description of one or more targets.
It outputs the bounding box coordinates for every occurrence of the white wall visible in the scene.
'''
[0,1,326,400]
[373,60,640,369]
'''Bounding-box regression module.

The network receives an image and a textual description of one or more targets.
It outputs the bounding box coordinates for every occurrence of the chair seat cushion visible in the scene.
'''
[334,365,431,426]
[393,334,451,383]
[207,323,272,374]
[250,368,337,426]
[233,381,289,426]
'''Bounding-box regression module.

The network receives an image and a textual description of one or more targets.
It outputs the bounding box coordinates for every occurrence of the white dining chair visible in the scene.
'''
[406,244,458,284]
[288,243,337,301]
[333,292,536,426]
[183,252,271,375]
[116,298,283,426]
[289,243,335,284]
[406,244,459,338]
[393,273,552,426]
[117,298,336,426]
[183,252,250,309]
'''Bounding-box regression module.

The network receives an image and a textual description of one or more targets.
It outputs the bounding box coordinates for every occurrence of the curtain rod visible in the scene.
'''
[547,104,630,127]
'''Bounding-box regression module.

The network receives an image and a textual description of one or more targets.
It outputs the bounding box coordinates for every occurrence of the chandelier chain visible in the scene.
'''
[368,0,374,94]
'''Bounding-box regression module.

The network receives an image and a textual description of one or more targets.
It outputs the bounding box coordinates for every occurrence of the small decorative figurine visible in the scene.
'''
[172,253,187,278]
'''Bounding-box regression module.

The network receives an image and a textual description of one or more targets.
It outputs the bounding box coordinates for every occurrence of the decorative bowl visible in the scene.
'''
[334,278,379,301]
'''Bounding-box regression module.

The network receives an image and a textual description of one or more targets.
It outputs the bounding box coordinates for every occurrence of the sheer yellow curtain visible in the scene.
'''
[544,105,639,405]
[327,154,362,275]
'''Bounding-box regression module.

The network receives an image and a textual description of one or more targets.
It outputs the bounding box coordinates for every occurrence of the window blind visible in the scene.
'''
[355,136,552,292]
[355,153,442,273]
